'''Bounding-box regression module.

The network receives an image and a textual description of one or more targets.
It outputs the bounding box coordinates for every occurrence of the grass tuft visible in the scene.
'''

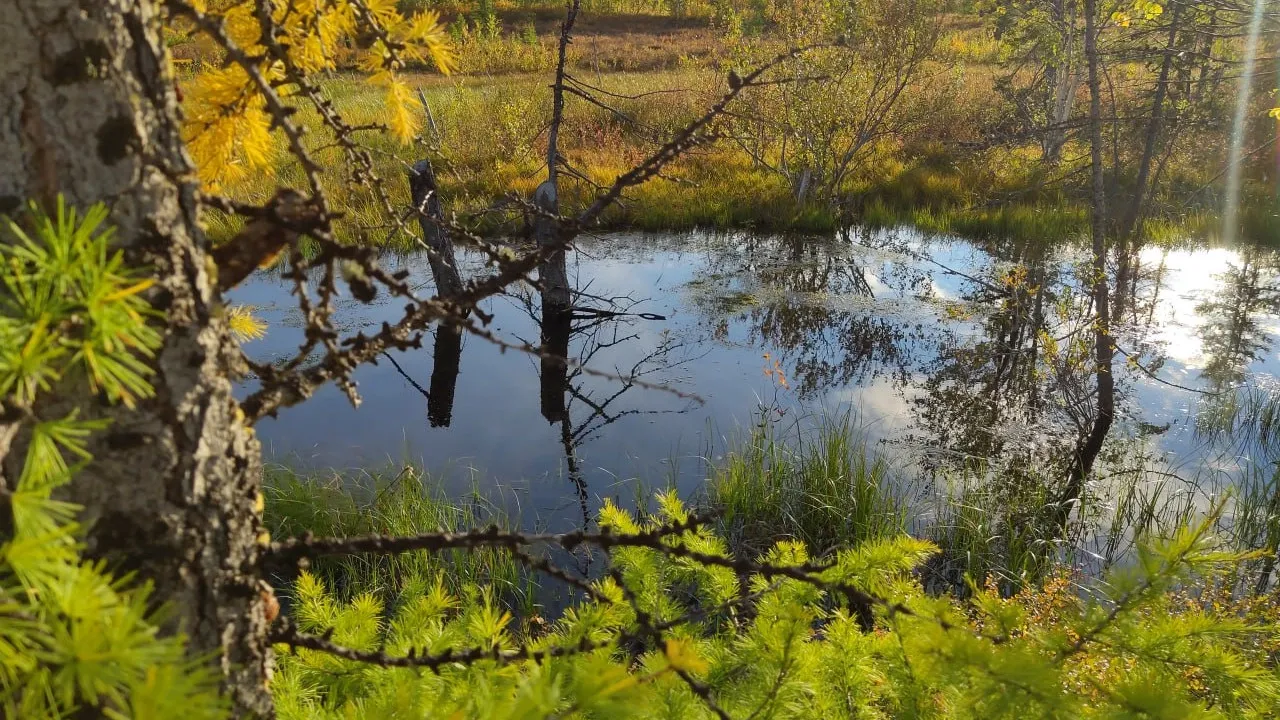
[264,463,534,612]
[709,413,906,559]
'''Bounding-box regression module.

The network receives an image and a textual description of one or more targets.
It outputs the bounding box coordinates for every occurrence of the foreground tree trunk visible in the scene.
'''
[0,1,272,714]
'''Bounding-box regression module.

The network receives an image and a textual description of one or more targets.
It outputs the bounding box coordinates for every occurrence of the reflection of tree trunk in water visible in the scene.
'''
[1114,2,1180,322]
[538,302,590,531]
[381,330,462,428]
[1059,0,1116,527]
[560,414,591,532]
[1029,261,1047,414]
[1217,259,1261,387]
[1113,244,1141,325]
[1145,250,1169,329]
[985,259,1046,419]
[428,328,463,427]
[540,302,572,424]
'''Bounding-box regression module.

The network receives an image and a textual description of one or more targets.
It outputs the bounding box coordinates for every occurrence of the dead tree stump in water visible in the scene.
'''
[408,159,464,299]
[534,179,572,423]
[534,180,571,310]
[408,159,465,426]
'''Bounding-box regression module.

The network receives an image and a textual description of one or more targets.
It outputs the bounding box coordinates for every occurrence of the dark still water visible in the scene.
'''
[229,227,1280,528]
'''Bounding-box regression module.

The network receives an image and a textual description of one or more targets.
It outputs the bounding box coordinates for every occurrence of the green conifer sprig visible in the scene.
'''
[273,494,1280,720]
[1,197,161,410]
[0,198,224,718]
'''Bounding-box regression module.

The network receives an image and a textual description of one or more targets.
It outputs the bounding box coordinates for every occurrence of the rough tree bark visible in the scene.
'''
[1059,0,1115,523]
[0,1,272,715]
[535,180,571,310]
[409,158,464,298]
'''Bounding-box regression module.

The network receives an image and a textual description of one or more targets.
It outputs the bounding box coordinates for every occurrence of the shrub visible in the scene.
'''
[273,492,1280,718]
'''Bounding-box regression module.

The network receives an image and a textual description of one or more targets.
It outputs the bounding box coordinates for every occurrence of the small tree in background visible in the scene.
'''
[726,0,943,203]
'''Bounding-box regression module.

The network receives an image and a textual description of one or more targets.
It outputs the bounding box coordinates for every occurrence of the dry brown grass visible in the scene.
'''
[442,9,724,74]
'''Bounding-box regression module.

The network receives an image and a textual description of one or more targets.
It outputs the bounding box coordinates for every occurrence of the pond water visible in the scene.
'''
[230,227,1280,530]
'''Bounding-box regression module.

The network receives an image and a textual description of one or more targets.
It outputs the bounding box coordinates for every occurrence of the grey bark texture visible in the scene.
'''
[0,0,273,715]
[534,180,571,310]
[409,158,464,298]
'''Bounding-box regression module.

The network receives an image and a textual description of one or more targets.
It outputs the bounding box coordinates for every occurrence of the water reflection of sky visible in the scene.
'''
[1146,247,1241,371]
[229,229,1280,527]
[1129,246,1278,459]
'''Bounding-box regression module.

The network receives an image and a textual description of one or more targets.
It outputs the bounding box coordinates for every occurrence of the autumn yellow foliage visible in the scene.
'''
[176,0,452,191]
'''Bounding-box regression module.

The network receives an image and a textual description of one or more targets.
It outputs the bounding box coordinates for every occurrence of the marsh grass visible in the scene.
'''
[705,417,1083,593]
[259,387,1280,610]
[708,413,906,559]
[201,69,778,244]
[194,56,1097,246]
[853,145,1092,245]
[919,463,1066,593]
[264,463,535,612]
[263,403,1280,610]
[443,10,723,75]
[1228,466,1280,586]
[195,68,1242,247]
[701,400,1280,596]
[1240,202,1280,247]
